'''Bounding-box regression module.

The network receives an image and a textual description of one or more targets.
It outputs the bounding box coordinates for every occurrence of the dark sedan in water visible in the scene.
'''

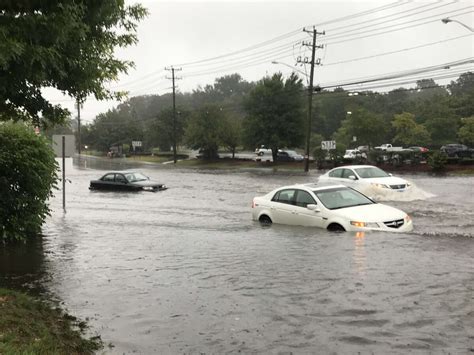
[89,171,167,192]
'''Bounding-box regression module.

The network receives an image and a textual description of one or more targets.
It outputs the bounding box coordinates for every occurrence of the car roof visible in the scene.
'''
[329,165,377,170]
[102,170,140,174]
[273,182,347,192]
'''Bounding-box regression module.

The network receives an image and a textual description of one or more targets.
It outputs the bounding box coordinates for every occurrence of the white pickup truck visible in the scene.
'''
[374,144,404,152]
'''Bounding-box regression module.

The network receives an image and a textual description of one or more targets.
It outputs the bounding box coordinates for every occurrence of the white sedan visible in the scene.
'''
[252,184,413,232]
[318,165,412,199]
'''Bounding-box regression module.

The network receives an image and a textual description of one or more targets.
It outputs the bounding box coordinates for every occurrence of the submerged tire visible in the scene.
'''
[327,223,345,232]
[259,215,272,225]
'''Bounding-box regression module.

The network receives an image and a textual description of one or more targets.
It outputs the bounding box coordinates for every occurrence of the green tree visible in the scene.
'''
[425,116,460,147]
[243,73,305,160]
[148,108,188,152]
[0,123,58,243]
[392,112,431,147]
[458,116,474,146]
[0,1,147,127]
[184,105,225,159]
[220,115,242,159]
[82,108,143,152]
[448,72,474,118]
[334,108,387,149]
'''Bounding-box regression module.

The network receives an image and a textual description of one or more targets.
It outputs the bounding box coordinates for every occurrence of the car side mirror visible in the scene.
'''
[307,204,321,212]
[348,175,357,180]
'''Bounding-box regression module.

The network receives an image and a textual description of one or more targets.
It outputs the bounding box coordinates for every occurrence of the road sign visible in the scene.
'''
[321,140,336,150]
[52,135,75,157]
[132,141,142,148]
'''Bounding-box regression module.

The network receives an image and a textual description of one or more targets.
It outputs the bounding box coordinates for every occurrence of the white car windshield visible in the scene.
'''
[124,172,149,182]
[313,187,374,210]
[354,167,390,178]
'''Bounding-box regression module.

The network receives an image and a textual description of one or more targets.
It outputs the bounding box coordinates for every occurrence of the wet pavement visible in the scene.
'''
[1,157,473,354]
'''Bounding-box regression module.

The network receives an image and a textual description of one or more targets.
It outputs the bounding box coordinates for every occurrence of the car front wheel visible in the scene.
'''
[327,223,345,232]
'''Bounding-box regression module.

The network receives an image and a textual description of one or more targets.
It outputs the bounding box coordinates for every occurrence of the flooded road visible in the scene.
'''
[1,157,473,354]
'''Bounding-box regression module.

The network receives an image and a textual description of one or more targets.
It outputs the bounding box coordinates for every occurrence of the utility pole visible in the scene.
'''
[76,98,82,155]
[300,27,324,172]
[165,66,182,164]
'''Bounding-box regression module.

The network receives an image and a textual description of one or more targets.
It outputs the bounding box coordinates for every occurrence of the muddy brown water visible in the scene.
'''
[1,157,473,354]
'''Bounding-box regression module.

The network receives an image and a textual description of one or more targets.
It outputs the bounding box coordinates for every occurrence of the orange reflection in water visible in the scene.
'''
[353,232,367,276]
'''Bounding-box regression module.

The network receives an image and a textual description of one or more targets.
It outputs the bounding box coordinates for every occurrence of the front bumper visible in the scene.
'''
[346,219,413,233]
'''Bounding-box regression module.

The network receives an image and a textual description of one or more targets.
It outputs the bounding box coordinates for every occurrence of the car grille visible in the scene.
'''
[384,219,405,229]
[390,184,406,189]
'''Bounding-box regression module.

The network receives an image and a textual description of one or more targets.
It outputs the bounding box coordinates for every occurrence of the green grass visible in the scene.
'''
[126,155,173,164]
[173,158,309,171]
[448,169,474,176]
[0,288,102,355]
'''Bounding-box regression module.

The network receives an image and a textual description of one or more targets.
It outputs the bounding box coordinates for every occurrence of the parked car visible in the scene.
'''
[318,165,412,198]
[89,171,167,192]
[251,183,413,232]
[276,149,304,162]
[409,146,429,153]
[440,144,474,158]
[357,145,369,153]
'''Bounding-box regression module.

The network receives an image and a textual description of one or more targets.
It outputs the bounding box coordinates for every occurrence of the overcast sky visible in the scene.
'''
[45,0,474,124]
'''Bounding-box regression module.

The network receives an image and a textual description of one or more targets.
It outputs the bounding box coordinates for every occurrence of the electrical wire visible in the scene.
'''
[179,7,472,78]
[173,1,411,69]
[104,2,469,90]
[318,58,474,88]
[324,1,455,35]
[322,8,474,46]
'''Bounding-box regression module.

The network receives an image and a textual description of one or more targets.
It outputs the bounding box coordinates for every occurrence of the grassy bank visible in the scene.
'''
[0,288,102,354]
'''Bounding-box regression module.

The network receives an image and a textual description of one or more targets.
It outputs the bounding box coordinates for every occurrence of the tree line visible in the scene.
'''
[74,72,474,159]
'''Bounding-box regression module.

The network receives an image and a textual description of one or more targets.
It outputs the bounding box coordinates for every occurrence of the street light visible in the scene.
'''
[441,18,474,32]
[271,61,308,77]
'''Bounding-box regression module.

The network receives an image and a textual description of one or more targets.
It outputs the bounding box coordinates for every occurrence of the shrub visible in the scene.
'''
[428,151,448,171]
[0,123,58,244]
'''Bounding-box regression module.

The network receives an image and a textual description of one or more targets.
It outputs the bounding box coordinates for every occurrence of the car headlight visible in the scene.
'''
[142,186,155,191]
[371,183,390,189]
[350,221,379,228]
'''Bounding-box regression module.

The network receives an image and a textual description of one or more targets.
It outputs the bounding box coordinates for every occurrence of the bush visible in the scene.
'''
[428,151,448,171]
[0,123,58,244]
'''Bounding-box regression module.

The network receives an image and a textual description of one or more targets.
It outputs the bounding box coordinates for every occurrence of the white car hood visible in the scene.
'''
[361,176,407,185]
[331,203,406,222]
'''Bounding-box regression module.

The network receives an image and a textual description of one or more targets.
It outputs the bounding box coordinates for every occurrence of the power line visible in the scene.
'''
[345,72,472,92]
[172,1,410,69]
[322,8,474,46]
[324,1,456,35]
[323,34,473,67]
[178,6,472,79]
[100,2,468,90]
[304,1,409,28]
[319,59,474,89]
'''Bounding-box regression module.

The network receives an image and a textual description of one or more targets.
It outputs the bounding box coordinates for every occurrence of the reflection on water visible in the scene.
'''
[353,232,366,276]
[1,157,473,354]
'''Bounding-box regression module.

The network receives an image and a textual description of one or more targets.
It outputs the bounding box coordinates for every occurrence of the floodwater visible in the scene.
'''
[1,157,473,354]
